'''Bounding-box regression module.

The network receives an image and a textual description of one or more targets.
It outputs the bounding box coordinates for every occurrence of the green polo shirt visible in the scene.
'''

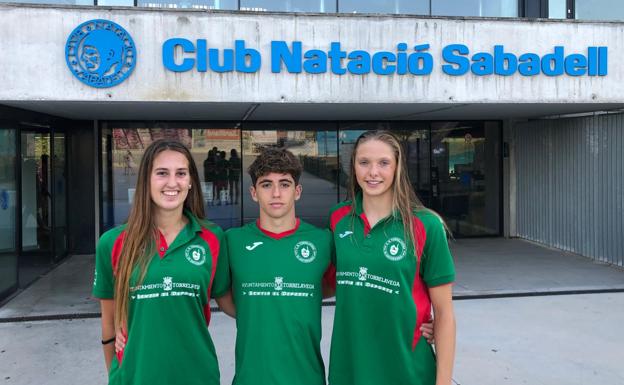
[92,211,230,385]
[225,219,333,385]
[327,195,455,385]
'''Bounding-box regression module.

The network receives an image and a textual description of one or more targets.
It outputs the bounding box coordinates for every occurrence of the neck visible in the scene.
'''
[258,213,297,234]
[154,208,187,234]
[362,192,393,226]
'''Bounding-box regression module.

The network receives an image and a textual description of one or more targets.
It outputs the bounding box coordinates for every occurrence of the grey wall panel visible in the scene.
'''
[515,114,624,266]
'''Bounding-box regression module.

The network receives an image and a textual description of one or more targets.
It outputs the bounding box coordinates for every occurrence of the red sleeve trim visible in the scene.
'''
[411,216,430,350]
[329,205,352,231]
[199,227,220,326]
[111,231,127,275]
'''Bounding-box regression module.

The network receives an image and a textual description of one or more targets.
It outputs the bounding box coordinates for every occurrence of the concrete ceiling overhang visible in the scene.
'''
[3,101,624,121]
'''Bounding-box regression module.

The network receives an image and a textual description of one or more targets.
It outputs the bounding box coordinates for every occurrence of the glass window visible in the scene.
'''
[242,123,339,227]
[432,0,518,17]
[430,121,500,236]
[98,0,133,5]
[0,0,93,4]
[339,0,428,15]
[339,122,500,237]
[21,131,52,253]
[240,0,335,12]
[549,0,567,19]
[0,129,18,299]
[137,0,237,10]
[100,123,241,231]
[53,132,68,260]
[576,0,624,21]
[338,122,430,204]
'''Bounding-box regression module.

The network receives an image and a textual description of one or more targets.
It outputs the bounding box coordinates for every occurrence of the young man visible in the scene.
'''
[218,148,333,385]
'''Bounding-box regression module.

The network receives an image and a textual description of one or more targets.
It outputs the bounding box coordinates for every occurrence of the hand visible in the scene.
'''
[421,320,435,344]
[115,330,127,353]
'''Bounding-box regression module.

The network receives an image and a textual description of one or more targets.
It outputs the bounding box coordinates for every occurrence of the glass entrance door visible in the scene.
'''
[430,122,501,236]
[53,131,68,261]
[21,130,52,253]
[19,127,68,285]
[0,128,18,298]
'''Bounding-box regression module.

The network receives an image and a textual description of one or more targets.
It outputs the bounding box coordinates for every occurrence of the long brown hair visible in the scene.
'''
[113,140,205,331]
[348,130,437,251]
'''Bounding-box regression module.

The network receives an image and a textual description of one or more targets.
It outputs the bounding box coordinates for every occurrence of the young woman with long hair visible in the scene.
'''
[327,130,456,385]
[92,140,230,385]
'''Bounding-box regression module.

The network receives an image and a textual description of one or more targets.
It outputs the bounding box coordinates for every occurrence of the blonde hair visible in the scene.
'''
[113,140,205,331]
[348,130,437,251]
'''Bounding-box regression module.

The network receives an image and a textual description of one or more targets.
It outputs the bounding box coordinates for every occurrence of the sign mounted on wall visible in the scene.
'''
[63,19,608,85]
[65,19,137,88]
[162,39,608,78]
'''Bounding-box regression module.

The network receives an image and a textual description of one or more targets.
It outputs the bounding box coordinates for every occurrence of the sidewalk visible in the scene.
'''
[2,238,622,320]
[1,238,623,384]
[1,293,623,385]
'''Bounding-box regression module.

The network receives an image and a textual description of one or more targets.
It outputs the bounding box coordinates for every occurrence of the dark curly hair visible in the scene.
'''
[248,147,303,185]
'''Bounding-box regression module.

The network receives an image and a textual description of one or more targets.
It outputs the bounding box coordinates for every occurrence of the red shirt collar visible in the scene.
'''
[256,218,301,240]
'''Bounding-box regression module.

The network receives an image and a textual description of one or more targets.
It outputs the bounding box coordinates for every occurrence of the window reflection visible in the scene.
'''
[430,122,500,236]
[242,125,338,227]
[339,0,428,15]
[101,124,241,231]
[0,129,18,297]
[338,122,429,205]
[137,0,237,9]
[97,0,133,5]
[548,0,567,19]
[0,0,93,4]
[240,0,335,12]
[0,130,17,253]
[101,122,501,236]
[21,132,51,252]
[432,0,518,17]
[576,0,624,21]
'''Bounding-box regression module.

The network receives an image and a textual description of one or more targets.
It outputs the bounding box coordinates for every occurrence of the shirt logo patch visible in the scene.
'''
[163,276,173,291]
[245,241,263,250]
[274,276,284,291]
[185,245,207,266]
[383,237,407,261]
[358,267,368,281]
[338,230,353,238]
[294,241,317,263]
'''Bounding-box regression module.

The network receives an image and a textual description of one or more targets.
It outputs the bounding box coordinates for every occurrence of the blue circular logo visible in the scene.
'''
[65,19,136,88]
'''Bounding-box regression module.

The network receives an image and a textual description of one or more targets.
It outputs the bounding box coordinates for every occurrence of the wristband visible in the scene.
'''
[101,336,116,345]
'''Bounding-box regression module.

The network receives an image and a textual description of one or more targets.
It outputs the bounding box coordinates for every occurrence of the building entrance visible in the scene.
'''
[18,126,68,286]
[101,121,501,237]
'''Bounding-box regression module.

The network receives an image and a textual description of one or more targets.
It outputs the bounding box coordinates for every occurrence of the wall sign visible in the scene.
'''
[65,19,137,88]
[162,39,608,77]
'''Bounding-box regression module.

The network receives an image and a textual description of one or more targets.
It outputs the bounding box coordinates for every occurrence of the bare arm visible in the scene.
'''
[215,290,236,318]
[429,283,456,385]
[99,299,116,372]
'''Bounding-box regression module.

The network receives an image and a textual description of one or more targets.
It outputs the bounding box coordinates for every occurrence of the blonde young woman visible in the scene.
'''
[92,140,230,385]
[327,130,456,385]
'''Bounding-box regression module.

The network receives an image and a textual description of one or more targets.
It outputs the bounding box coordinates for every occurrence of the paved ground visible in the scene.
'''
[1,293,623,385]
[2,238,622,320]
[1,238,623,384]
[452,238,624,297]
